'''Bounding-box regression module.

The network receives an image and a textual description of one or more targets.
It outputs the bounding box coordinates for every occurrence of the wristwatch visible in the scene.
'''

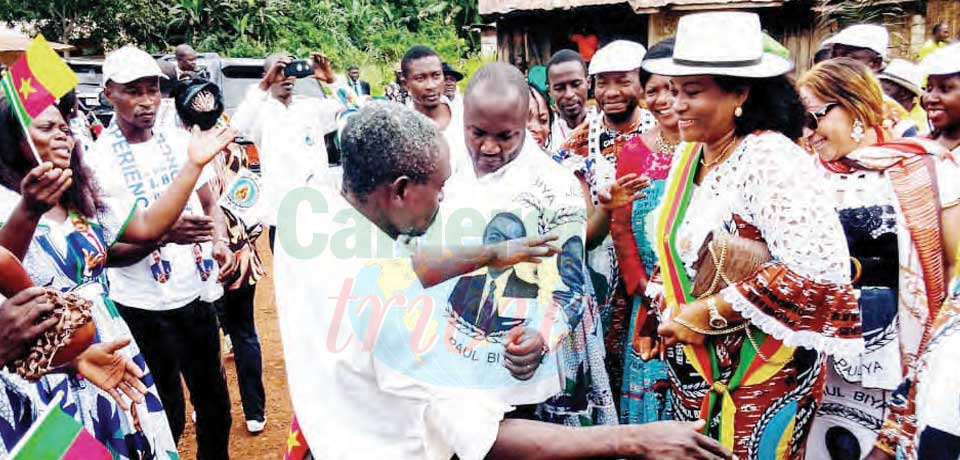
[707,297,728,329]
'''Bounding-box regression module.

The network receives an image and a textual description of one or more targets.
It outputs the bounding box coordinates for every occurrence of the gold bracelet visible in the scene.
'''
[673,315,748,336]
[850,256,863,285]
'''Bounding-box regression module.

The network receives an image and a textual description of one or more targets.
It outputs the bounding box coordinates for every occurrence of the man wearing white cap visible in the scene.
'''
[87,45,233,460]
[879,58,927,136]
[826,24,889,72]
[553,39,654,403]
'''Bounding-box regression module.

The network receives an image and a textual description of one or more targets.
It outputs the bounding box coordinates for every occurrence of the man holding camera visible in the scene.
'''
[231,52,345,248]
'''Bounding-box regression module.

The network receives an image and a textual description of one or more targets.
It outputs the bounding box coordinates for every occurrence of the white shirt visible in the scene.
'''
[231,86,343,226]
[88,125,219,310]
[274,187,507,460]
[548,107,594,151]
[434,97,473,180]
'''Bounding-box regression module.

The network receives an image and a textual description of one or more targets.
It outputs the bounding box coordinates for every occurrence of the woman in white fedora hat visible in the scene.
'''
[797,56,960,460]
[642,11,859,459]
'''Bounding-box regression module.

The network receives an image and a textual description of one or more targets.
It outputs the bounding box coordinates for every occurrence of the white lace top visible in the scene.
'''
[672,132,859,356]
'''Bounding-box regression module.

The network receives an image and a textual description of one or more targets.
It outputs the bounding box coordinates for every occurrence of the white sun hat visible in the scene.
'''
[588,40,647,76]
[878,58,923,96]
[921,42,960,77]
[641,12,793,78]
[822,24,889,59]
[103,45,167,86]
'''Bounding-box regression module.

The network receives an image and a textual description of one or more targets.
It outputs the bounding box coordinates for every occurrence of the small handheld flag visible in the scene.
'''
[0,34,79,165]
[7,392,112,460]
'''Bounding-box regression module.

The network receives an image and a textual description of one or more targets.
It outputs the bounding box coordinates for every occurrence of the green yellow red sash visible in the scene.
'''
[655,142,794,450]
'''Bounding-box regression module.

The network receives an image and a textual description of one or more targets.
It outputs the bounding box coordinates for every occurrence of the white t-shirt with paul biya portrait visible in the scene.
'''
[87,123,221,311]
[274,186,511,460]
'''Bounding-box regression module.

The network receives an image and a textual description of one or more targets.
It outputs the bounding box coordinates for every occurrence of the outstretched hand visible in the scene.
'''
[187,125,238,168]
[74,338,147,411]
[489,235,560,270]
[20,162,73,217]
[597,173,649,211]
[617,420,734,459]
[658,301,709,347]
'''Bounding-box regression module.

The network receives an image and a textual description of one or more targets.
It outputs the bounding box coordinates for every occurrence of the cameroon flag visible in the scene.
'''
[7,393,111,460]
[0,34,78,125]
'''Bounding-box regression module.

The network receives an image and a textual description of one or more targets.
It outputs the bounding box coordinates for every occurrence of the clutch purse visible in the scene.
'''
[691,231,772,299]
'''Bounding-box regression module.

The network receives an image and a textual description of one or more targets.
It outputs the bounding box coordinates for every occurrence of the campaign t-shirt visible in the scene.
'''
[88,123,219,311]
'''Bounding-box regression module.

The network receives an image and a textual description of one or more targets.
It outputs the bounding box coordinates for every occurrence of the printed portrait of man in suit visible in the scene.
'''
[448,212,537,341]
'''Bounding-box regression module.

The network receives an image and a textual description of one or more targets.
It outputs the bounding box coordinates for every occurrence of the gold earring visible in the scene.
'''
[734,106,743,118]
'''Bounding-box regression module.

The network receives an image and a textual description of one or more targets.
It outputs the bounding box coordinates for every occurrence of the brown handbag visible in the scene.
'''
[691,231,772,299]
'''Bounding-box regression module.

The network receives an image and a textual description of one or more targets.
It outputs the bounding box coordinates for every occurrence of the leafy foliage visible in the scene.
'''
[815,0,906,30]
[2,0,482,94]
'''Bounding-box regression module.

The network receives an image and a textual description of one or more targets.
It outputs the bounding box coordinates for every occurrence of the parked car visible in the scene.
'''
[65,57,113,125]
[157,53,328,115]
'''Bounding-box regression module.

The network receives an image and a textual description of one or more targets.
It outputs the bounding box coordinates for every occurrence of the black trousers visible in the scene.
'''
[117,298,232,460]
[215,283,265,422]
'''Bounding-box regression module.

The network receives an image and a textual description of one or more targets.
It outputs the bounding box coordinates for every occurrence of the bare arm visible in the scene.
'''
[119,126,235,244]
[107,241,161,267]
[488,419,731,460]
[411,236,559,288]
[0,164,72,259]
[0,201,43,260]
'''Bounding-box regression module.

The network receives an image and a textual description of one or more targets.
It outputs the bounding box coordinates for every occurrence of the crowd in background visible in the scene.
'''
[0,9,959,460]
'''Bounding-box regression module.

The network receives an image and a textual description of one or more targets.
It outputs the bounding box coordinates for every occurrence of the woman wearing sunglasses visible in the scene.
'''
[798,57,960,460]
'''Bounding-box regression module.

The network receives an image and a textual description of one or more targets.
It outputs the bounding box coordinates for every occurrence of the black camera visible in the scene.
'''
[284,60,314,79]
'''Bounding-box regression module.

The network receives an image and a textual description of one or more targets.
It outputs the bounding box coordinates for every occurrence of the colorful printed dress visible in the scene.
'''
[0,187,178,460]
[553,109,656,407]
[806,138,960,459]
[650,133,862,459]
[614,136,675,424]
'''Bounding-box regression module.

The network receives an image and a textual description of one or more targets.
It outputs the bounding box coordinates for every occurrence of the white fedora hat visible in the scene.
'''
[641,12,793,78]
[823,24,889,59]
[878,58,923,96]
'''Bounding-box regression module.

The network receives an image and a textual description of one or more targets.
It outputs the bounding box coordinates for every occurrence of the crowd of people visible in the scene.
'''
[0,9,958,460]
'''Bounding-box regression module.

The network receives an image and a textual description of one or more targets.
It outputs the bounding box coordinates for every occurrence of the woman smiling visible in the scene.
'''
[798,53,960,460]
[642,12,859,459]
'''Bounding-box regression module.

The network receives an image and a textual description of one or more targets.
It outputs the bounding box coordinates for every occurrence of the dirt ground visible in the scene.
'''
[180,240,293,459]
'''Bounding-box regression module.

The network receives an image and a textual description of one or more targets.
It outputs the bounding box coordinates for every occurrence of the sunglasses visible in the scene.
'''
[804,103,838,131]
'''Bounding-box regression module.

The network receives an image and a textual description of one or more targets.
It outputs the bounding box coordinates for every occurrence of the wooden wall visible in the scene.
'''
[493,0,955,72]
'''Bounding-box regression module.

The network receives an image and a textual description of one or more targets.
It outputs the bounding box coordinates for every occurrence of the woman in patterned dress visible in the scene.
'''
[0,93,233,458]
[617,38,679,424]
[643,12,861,459]
[797,58,960,460]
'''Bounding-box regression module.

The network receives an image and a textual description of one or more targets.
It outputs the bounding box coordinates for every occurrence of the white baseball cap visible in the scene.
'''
[642,12,793,79]
[878,58,923,96]
[823,24,889,59]
[103,45,167,86]
[921,42,960,77]
[589,40,646,76]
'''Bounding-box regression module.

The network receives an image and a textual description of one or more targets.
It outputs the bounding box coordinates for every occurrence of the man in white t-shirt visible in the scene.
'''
[274,101,731,460]
[89,45,233,460]
[401,45,472,179]
[231,52,343,249]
